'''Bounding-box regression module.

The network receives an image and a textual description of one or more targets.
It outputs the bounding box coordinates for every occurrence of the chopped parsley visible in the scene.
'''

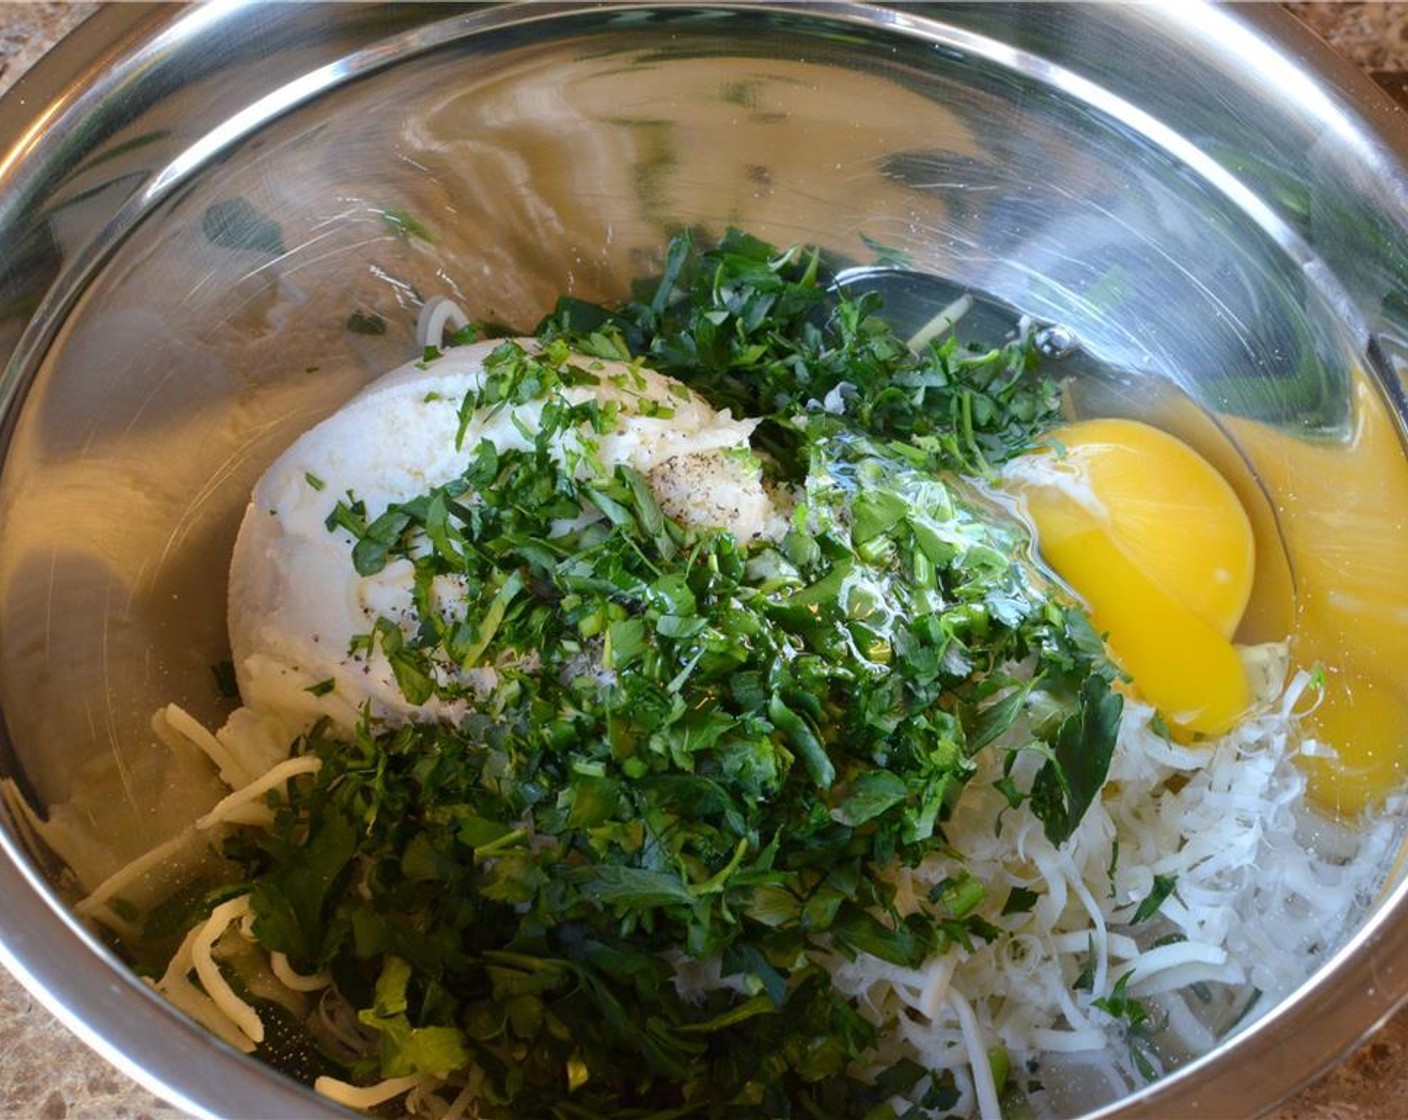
[346,310,387,336]
[201,197,286,257]
[379,206,434,243]
[1130,874,1179,925]
[221,230,1121,1115]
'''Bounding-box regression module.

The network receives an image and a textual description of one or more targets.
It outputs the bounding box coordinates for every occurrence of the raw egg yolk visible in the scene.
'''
[1224,379,1408,815]
[1004,418,1255,736]
[1296,670,1407,818]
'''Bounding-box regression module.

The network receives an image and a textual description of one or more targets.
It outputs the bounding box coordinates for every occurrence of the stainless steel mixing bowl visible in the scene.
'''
[3,3,1408,1117]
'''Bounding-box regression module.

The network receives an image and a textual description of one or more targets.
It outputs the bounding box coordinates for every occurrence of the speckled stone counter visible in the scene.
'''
[4,3,1408,1118]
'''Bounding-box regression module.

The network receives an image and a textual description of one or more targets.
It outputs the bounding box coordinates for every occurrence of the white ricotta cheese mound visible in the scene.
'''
[227,338,781,730]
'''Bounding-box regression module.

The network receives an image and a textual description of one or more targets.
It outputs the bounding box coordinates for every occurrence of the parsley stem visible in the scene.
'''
[472,827,528,859]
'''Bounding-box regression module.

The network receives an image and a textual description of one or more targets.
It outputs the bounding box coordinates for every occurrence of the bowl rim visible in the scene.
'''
[2,3,1408,1118]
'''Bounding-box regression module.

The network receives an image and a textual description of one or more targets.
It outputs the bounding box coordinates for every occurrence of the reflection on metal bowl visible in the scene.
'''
[3,4,1408,1118]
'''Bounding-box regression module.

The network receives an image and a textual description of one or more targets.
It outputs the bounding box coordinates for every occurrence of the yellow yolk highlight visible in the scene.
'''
[1005,418,1255,736]
[1296,670,1405,818]
[1225,379,1408,816]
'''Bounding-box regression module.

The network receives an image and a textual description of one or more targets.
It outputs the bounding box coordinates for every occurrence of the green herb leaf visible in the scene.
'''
[379,206,433,243]
[1030,674,1122,845]
[1131,874,1178,925]
[346,310,387,336]
[202,198,286,256]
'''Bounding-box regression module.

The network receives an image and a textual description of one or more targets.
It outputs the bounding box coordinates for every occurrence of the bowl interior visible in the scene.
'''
[1,5,1407,1119]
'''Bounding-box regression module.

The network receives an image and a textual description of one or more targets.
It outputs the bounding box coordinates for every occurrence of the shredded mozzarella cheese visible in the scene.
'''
[315,1074,425,1109]
[271,952,333,992]
[191,895,264,1045]
[195,755,322,831]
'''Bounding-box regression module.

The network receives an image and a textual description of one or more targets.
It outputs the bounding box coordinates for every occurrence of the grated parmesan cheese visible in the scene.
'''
[821,668,1401,1115]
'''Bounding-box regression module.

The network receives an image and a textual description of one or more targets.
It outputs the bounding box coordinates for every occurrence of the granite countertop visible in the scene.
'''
[4,1,1408,1118]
